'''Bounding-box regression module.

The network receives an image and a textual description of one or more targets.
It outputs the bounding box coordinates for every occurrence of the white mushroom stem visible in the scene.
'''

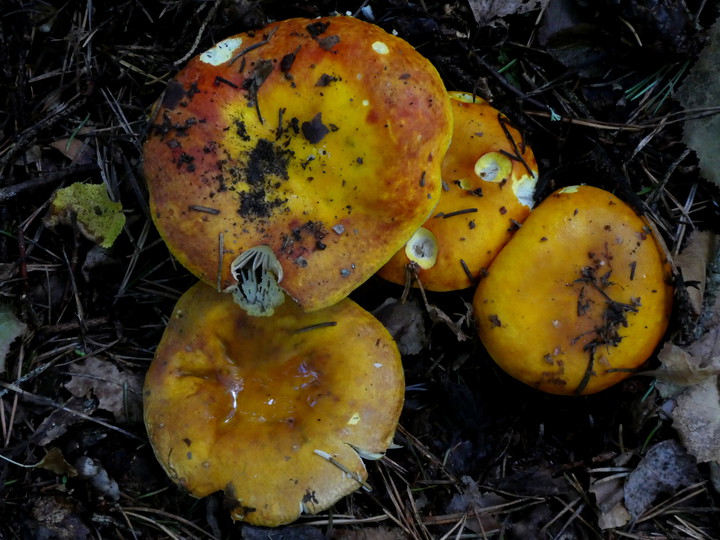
[474,151,512,182]
[404,227,438,270]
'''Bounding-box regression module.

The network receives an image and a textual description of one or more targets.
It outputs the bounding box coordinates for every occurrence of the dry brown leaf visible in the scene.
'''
[589,476,630,529]
[671,377,720,463]
[677,16,720,188]
[711,462,720,495]
[39,447,78,477]
[468,0,550,27]
[651,342,720,395]
[30,396,97,446]
[0,302,26,374]
[49,137,94,165]
[624,439,700,519]
[675,231,717,319]
[372,297,427,355]
[64,356,143,424]
[31,495,92,538]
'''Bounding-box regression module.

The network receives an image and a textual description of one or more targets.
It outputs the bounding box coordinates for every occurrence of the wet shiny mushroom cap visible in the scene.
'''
[378,92,538,292]
[143,16,452,314]
[473,185,674,395]
[143,281,404,526]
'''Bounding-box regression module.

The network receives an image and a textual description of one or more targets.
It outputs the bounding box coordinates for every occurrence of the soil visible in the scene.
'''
[1,1,719,538]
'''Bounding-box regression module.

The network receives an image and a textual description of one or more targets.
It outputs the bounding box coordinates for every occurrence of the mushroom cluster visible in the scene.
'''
[142,14,675,529]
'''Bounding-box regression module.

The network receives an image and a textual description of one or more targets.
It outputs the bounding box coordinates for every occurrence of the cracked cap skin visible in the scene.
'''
[473,185,674,395]
[143,281,404,526]
[143,16,452,313]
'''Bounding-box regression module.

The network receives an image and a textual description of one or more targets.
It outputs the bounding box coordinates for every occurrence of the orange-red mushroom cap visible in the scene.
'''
[143,281,404,526]
[143,16,452,314]
[473,185,674,395]
[378,92,538,292]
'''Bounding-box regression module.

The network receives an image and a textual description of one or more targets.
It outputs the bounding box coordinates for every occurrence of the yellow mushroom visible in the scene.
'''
[473,185,674,395]
[144,281,404,526]
[378,92,538,292]
[143,16,452,314]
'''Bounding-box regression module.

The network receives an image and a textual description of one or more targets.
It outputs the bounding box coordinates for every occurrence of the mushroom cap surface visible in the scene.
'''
[143,16,452,312]
[143,281,404,526]
[473,185,674,395]
[378,92,537,291]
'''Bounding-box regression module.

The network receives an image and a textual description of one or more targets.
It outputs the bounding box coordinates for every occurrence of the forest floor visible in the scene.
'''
[1,1,719,539]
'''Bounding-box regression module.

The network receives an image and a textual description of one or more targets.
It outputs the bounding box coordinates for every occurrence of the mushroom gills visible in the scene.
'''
[226,245,285,317]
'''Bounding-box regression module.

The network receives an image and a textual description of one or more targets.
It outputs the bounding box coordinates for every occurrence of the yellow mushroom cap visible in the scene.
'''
[378,92,538,292]
[143,16,452,314]
[143,281,404,526]
[473,185,674,395]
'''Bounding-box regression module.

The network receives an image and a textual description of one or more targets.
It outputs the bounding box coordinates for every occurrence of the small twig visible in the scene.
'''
[188,204,220,215]
[228,27,278,66]
[0,380,143,441]
[313,449,372,492]
[460,259,475,285]
[497,114,534,177]
[17,225,29,288]
[293,321,338,334]
[472,53,555,115]
[216,232,224,291]
[174,0,223,66]
[122,507,218,539]
[5,342,24,447]
[0,164,97,202]
[122,512,183,540]
[440,208,478,219]
[0,453,46,468]
[0,97,85,173]
[527,106,720,131]
[0,398,5,447]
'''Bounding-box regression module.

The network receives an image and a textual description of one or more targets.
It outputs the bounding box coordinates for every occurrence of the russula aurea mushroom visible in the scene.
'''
[473,185,674,395]
[378,92,538,291]
[143,281,404,526]
[143,16,452,315]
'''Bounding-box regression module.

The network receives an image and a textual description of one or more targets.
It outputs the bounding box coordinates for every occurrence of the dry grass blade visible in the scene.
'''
[396,424,459,485]
[122,506,218,539]
[301,514,390,526]
[437,512,466,540]
[526,106,720,131]
[423,512,501,535]
[122,511,187,540]
[636,481,710,523]
[669,515,716,540]
[376,461,426,539]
